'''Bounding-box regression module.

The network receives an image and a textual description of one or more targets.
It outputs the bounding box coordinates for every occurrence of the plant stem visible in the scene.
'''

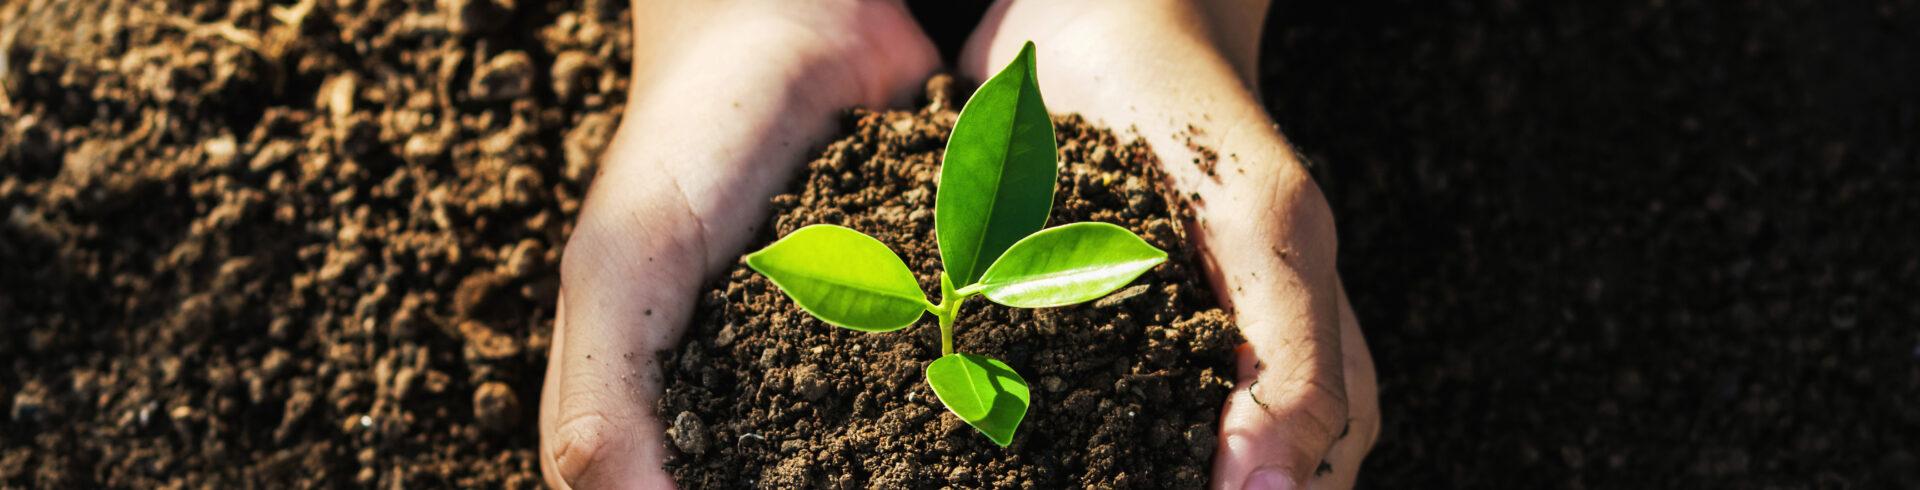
[937,304,956,356]
[933,272,967,356]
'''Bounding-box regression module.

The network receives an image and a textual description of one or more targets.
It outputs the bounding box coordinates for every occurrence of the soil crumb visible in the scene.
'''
[1177,123,1220,179]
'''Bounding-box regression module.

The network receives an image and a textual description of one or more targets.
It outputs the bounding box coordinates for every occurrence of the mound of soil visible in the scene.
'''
[658,88,1240,488]
[0,0,627,486]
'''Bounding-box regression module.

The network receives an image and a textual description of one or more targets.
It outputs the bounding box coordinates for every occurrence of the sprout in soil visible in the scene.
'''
[743,42,1166,447]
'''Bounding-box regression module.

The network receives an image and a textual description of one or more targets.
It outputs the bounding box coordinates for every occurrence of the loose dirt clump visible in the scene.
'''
[0,0,629,486]
[658,83,1241,489]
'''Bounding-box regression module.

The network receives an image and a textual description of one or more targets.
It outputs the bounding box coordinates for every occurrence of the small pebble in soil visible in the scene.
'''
[204,135,237,169]
[792,366,829,401]
[948,465,974,485]
[11,385,46,423]
[472,382,521,433]
[924,74,958,112]
[669,411,711,455]
[1041,376,1065,393]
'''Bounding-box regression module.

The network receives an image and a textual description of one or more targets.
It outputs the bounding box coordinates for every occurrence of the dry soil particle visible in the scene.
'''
[659,86,1242,489]
[1176,123,1220,179]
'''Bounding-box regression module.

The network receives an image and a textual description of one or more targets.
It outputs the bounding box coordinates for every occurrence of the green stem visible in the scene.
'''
[937,304,956,356]
[932,272,968,356]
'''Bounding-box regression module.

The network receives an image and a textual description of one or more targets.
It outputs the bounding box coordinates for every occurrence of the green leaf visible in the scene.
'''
[745,224,931,332]
[937,40,1058,288]
[964,222,1167,308]
[926,353,1030,447]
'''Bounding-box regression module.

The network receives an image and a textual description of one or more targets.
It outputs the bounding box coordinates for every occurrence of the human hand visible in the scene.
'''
[962,1,1381,488]
[537,2,937,488]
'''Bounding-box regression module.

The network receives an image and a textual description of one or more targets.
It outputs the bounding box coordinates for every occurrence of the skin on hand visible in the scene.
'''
[538,1,937,488]
[545,1,1376,488]
[962,1,1380,489]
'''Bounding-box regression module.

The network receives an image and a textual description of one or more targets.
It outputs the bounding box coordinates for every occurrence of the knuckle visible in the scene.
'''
[1254,171,1339,267]
[544,411,624,489]
[1266,374,1351,446]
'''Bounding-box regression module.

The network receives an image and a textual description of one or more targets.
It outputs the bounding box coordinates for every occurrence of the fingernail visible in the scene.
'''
[1243,467,1297,490]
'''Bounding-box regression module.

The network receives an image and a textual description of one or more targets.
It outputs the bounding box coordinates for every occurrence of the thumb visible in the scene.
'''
[1213,338,1350,490]
[540,173,709,489]
[1188,169,1349,490]
[1197,182,1349,489]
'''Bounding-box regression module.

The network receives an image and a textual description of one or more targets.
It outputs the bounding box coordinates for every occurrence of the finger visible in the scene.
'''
[845,0,943,109]
[542,170,710,489]
[539,293,571,487]
[1211,280,1347,490]
[1207,177,1347,490]
[1307,282,1380,490]
[1216,332,1347,490]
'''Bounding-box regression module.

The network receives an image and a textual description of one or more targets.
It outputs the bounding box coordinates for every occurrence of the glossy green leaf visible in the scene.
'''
[937,40,1058,288]
[926,353,1030,447]
[745,224,931,332]
[965,222,1167,308]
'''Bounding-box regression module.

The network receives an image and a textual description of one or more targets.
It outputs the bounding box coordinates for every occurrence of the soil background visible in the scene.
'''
[1,0,1916,488]
[1253,2,1920,488]
[1,0,627,486]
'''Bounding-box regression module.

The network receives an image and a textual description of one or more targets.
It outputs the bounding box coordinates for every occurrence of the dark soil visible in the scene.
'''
[1257,1,1920,488]
[3,0,1914,488]
[0,0,627,487]
[657,91,1240,489]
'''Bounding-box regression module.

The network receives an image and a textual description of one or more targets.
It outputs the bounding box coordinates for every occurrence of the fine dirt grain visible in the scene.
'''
[658,85,1240,489]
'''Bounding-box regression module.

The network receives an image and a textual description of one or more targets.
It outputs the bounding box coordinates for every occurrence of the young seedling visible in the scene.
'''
[744,42,1166,447]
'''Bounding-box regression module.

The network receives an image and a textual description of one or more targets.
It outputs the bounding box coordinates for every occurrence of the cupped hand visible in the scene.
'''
[538,2,938,488]
[962,1,1381,488]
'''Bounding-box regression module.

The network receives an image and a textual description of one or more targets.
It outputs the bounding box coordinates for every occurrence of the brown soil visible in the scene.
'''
[0,0,626,487]
[6,0,1912,487]
[657,86,1240,489]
